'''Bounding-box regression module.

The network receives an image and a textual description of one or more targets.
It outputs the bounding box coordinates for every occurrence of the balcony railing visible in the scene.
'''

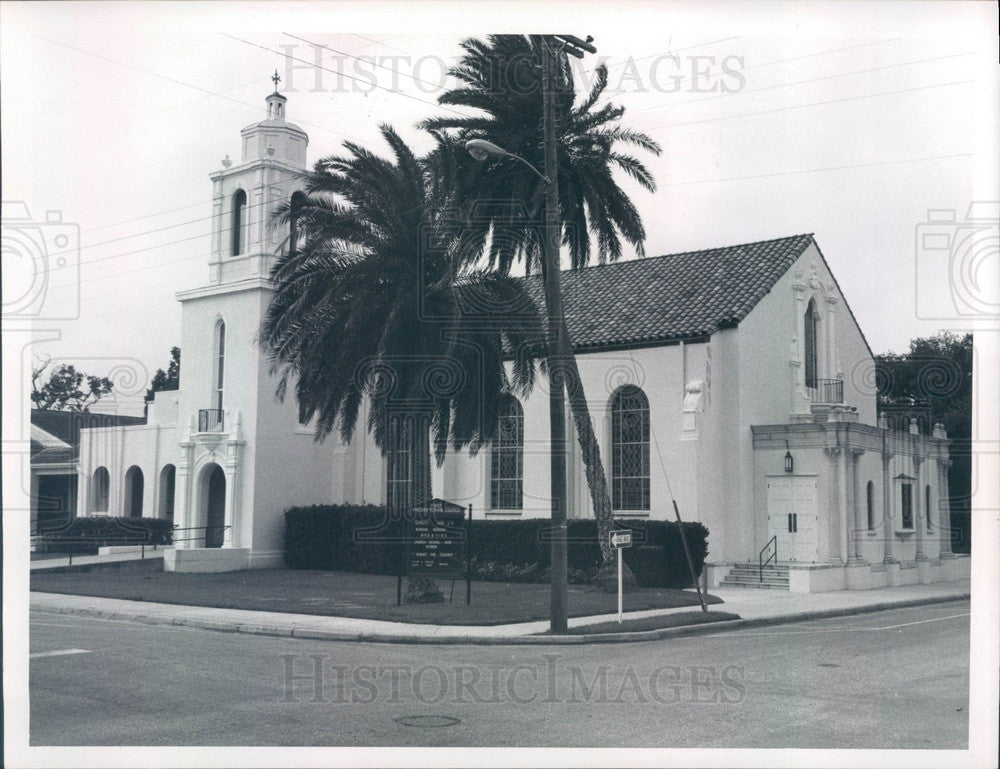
[808,378,844,404]
[878,403,934,435]
[198,409,224,432]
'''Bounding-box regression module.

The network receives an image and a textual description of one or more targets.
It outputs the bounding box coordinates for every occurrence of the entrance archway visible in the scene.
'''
[203,463,226,548]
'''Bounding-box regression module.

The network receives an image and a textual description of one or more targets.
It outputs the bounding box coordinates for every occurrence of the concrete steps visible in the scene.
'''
[720,562,790,590]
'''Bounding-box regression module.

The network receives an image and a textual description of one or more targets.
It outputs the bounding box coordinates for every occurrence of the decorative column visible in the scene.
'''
[174,415,195,549]
[789,272,809,420]
[222,412,245,547]
[882,447,895,563]
[824,444,844,563]
[824,294,839,381]
[850,448,866,562]
[913,453,926,561]
[939,458,954,557]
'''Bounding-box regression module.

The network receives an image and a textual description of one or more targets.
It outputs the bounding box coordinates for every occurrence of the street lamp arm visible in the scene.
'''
[508,154,549,185]
[465,139,550,184]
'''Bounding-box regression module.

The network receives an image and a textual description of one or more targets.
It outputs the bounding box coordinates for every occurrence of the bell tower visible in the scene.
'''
[171,80,322,569]
[206,73,308,287]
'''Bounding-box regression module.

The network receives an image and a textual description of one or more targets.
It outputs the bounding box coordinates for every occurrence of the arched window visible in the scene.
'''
[214,319,226,416]
[92,466,110,513]
[866,481,875,531]
[491,396,524,510]
[804,298,819,389]
[231,189,247,256]
[925,484,933,530]
[124,466,144,518]
[611,385,650,511]
[159,464,176,521]
[289,191,307,258]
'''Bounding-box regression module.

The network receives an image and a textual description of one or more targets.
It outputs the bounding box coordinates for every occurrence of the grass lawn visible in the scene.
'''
[30,567,722,626]
[546,610,741,635]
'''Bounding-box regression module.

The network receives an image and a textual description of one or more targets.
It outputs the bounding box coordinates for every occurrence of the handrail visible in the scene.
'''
[32,523,230,564]
[759,535,778,583]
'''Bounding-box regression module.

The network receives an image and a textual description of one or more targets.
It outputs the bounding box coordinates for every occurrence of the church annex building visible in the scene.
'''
[64,90,969,592]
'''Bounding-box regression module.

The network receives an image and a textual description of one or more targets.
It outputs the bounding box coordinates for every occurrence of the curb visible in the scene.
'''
[32,592,970,646]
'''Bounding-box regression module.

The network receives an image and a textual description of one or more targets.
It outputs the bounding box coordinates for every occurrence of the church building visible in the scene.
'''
[72,88,969,592]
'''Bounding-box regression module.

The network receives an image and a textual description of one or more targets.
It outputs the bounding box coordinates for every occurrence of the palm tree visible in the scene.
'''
[423,35,661,575]
[260,125,543,524]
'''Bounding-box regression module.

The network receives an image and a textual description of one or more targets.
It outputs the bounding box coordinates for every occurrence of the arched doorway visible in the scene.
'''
[159,464,176,522]
[203,463,226,548]
[123,466,144,518]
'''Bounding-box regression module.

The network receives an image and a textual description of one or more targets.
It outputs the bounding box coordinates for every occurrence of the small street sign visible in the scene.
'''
[609,529,634,624]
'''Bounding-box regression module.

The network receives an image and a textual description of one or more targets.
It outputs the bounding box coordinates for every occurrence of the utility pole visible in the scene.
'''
[539,33,596,633]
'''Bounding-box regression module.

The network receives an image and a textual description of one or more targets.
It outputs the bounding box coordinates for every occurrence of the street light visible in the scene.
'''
[465,139,549,184]
[465,35,596,635]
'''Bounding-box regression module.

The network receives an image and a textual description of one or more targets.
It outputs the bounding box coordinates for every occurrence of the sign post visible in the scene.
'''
[609,529,633,624]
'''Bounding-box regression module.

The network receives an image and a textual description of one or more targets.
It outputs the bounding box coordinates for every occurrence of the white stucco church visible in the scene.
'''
[73,88,969,592]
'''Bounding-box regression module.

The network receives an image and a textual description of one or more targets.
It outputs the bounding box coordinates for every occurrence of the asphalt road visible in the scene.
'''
[28,600,969,748]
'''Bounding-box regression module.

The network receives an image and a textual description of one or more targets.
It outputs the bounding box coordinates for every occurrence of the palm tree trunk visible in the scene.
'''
[405,412,443,602]
[557,332,614,566]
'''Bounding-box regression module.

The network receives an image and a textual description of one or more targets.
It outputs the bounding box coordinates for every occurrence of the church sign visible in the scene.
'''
[397,498,471,604]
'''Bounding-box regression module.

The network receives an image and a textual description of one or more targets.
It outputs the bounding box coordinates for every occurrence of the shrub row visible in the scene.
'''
[35,516,173,554]
[284,505,709,588]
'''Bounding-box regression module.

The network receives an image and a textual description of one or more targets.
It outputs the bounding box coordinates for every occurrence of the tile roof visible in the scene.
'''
[520,234,815,350]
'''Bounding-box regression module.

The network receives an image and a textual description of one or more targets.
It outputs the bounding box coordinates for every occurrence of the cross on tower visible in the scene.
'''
[271,69,281,91]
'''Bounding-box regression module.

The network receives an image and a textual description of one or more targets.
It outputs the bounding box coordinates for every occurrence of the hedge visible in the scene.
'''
[284,505,709,588]
[35,516,173,554]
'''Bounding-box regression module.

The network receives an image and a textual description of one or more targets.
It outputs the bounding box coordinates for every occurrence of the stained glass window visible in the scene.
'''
[611,386,650,511]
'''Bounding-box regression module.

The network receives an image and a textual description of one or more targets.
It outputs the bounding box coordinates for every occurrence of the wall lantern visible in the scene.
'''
[784,442,794,474]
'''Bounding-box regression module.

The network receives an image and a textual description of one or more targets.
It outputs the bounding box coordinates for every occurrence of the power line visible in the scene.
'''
[36,147,973,307]
[34,34,376,145]
[30,189,289,276]
[581,36,742,74]
[643,49,971,112]
[664,151,974,186]
[282,33,446,92]
[653,78,972,130]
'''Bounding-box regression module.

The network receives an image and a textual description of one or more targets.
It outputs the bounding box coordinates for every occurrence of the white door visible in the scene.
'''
[766,476,819,563]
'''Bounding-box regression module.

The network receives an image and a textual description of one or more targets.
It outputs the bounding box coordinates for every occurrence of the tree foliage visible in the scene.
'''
[31,357,114,412]
[876,332,972,441]
[877,332,973,552]
[422,34,661,273]
[260,125,545,467]
[146,346,181,402]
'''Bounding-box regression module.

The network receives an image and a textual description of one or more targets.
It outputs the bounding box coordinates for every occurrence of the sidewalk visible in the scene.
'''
[30,579,970,645]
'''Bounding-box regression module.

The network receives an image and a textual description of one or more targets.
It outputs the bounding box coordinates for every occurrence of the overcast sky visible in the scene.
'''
[3,1,997,415]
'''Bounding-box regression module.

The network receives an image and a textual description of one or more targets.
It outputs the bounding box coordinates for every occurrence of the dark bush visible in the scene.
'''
[284,505,709,588]
[35,516,173,554]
